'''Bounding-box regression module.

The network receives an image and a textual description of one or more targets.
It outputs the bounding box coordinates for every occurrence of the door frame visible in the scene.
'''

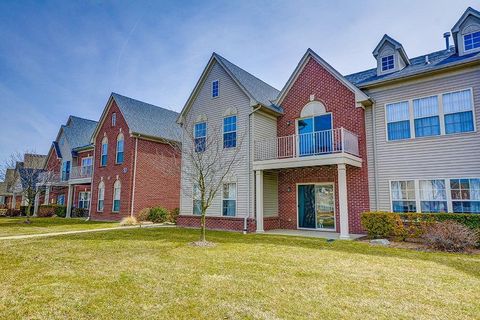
[296,182,336,231]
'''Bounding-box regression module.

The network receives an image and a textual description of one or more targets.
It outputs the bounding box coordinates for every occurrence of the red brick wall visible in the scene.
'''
[90,100,134,221]
[177,215,256,232]
[132,139,180,214]
[276,56,370,234]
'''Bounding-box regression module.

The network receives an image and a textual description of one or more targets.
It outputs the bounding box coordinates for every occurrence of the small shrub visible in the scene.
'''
[423,221,479,252]
[169,208,179,223]
[136,207,151,222]
[38,205,66,217]
[120,216,138,226]
[54,206,67,218]
[399,212,480,230]
[361,212,405,240]
[400,213,434,239]
[6,209,22,217]
[72,208,88,218]
[148,207,169,223]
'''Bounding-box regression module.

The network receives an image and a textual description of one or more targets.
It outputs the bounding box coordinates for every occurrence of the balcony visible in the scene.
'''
[69,165,93,182]
[253,128,362,170]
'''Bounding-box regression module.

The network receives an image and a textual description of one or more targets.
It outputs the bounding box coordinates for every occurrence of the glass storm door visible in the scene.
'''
[298,184,335,230]
[298,114,332,156]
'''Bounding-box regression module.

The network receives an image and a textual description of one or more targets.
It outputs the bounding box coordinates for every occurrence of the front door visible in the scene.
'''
[298,183,335,230]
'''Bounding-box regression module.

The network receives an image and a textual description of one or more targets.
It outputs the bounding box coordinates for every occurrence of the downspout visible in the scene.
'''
[130,136,139,217]
[87,146,96,221]
[247,105,262,234]
[371,105,379,210]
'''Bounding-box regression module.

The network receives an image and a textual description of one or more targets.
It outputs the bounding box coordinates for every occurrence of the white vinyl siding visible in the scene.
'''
[263,171,278,217]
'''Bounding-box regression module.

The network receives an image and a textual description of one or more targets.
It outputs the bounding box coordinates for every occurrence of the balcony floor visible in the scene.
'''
[253,152,362,170]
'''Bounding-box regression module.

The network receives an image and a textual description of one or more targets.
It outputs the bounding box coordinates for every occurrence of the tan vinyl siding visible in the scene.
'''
[364,106,377,210]
[365,67,480,211]
[180,61,251,218]
[263,171,278,217]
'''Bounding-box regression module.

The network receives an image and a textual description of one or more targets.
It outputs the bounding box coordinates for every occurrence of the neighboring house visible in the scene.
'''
[177,53,280,232]
[178,7,480,238]
[0,169,16,208]
[35,116,98,217]
[89,93,181,221]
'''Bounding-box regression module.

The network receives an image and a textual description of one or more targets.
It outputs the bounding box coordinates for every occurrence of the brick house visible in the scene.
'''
[89,93,181,221]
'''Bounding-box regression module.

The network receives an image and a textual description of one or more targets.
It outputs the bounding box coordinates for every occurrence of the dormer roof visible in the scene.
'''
[373,34,410,65]
[451,7,480,33]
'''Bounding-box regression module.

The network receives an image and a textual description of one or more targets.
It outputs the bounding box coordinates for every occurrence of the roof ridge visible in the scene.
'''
[112,92,179,114]
[69,115,98,123]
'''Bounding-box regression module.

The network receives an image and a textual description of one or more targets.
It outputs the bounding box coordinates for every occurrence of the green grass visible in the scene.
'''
[0,217,118,237]
[0,228,479,319]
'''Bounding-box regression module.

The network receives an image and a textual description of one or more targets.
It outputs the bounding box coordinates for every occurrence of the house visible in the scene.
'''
[178,7,480,238]
[0,168,18,209]
[89,93,181,221]
[34,116,98,217]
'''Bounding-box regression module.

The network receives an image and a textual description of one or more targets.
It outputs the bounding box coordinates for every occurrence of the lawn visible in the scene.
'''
[0,217,118,237]
[0,228,479,319]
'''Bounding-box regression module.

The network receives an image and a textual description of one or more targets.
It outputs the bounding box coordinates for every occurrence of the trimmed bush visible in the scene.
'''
[38,205,66,218]
[169,208,179,223]
[72,208,88,218]
[136,208,151,222]
[361,212,405,239]
[423,221,479,252]
[5,209,21,217]
[398,213,480,230]
[148,207,169,223]
[120,216,138,226]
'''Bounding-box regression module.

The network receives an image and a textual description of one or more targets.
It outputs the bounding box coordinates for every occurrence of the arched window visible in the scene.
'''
[112,180,121,212]
[297,101,332,156]
[116,133,124,164]
[101,137,108,166]
[112,113,116,126]
[97,181,105,212]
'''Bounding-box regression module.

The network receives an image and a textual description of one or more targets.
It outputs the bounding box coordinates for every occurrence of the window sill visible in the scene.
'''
[386,129,477,144]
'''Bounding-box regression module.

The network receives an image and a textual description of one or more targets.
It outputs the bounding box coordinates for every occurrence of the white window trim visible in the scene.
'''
[385,88,476,142]
[115,134,124,164]
[97,182,105,212]
[101,137,108,166]
[112,180,121,213]
[221,182,237,217]
[223,115,237,149]
[212,79,219,98]
[381,54,395,72]
[78,191,91,209]
[463,31,480,53]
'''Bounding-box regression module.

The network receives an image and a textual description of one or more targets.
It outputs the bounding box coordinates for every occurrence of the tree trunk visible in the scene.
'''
[25,203,32,224]
[200,210,206,242]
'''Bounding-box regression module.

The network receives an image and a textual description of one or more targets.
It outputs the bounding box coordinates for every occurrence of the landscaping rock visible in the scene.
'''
[370,239,390,246]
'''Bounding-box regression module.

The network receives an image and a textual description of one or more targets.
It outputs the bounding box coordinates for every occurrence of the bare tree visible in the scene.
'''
[1,152,51,223]
[157,114,245,244]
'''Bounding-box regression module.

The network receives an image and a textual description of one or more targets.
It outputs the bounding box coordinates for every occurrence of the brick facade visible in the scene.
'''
[274,57,370,234]
[177,215,256,232]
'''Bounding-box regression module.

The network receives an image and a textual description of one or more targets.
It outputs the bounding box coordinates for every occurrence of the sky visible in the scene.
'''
[0,0,477,164]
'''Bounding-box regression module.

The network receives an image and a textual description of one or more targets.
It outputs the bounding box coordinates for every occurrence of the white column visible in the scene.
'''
[66,185,73,218]
[255,170,264,233]
[11,193,16,209]
[44,187,50,205]
[337,164,350,240]
[33,187,40,216]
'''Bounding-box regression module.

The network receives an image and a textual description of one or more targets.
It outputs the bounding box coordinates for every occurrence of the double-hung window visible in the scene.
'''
[194,122,207,152]
[101,137,108,166]
[419,180,447,212]
[78,192,91,209]
[222,183,236,216]
[443,89,474,134]
[381,55,394,71]
[223,115,237,148]
[386,101,410,140]
[61,161,70,181]
[212,80,219,98]
[464,31,480,51]
[112,180,121,212]
[450,179,480,213]
[81,157,93,177]
[391,180,416,212]
[116,134,124,164]
[413,96,440,137]
[97,181,105,212]
[192,183,201,215]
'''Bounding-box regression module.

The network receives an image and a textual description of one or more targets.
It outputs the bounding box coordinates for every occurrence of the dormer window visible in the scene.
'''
[464,31,480,51]
[381,55,395,71]
[212,80,219,98]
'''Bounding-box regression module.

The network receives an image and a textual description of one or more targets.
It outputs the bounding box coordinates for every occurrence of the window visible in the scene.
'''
[61,161,70,181]
[116,134,124,164]
[222,183,236,216]
[194,122,207,152]
[97,181,105,212]
[192,184,201,215]
[0,196,4,205]
[386,101,410,140]
[381,55,394,71]
[413,96,440,137]
[101,137,108,166]
[450,179,480,213]
[212,80,219,98]
[112,180,121,212]
[223,115,237,148]
[57,194,65,206]
[443,90,474,134]
[112,113,116,126]
[419,180,447,212]
[78,192,90,209]
[391,180,416,212]
[81,157,93,176]
[464,31,480,51]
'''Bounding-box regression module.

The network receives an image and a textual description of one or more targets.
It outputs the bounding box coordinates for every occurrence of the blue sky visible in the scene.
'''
[0,0,477,163]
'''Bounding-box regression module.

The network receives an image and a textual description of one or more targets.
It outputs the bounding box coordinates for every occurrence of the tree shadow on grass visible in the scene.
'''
[52,226,480,280]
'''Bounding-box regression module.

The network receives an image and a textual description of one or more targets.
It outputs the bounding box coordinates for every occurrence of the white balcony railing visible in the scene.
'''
[254,128,359,161]
[70,165,93,180]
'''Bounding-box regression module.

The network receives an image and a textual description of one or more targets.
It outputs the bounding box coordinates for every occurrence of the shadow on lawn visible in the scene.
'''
[59,227,480,279]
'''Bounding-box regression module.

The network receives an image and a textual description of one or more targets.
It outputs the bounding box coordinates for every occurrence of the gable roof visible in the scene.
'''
[178,53,281,123]
[346,48,480,88]
[451,7,480,33]
[372,34,410,64]
[62,116,98,150]
[276,48,371,106]
[92,93,181,143]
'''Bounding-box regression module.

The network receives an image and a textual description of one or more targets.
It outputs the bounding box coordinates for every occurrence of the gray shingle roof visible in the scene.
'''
[346,49,480,87]
[63,116,98,150]
[112,93,181,142]
[214,53,281,112]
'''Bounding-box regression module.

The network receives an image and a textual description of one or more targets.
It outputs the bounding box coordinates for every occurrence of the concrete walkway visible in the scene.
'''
[264,229,364,240]
[0,223,175,241]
